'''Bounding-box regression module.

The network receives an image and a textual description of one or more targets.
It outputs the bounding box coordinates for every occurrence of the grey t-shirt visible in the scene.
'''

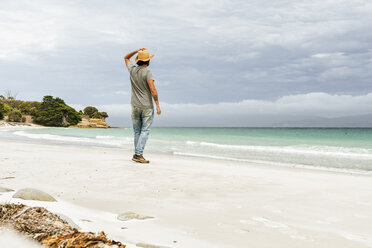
[127,63,154,108]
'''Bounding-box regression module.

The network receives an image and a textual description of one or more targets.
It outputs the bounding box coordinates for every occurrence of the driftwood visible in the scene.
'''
[0,204,125,248]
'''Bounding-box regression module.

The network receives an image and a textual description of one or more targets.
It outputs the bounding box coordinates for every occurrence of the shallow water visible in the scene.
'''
[1,127,372,173]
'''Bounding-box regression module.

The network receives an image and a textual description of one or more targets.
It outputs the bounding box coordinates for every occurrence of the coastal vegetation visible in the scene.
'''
[0,92,109,127]
[7,109,23,122]
[83,106,109,120]
[0,102,4,120]
[32,96,81,127]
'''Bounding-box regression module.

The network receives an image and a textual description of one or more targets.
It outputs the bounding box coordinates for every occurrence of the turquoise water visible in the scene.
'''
[1,127,372,173]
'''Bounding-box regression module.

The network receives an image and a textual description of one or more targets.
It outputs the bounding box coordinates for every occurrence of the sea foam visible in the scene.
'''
[173,151,372,175]
[13,131,131,147]
[185,141,372,159]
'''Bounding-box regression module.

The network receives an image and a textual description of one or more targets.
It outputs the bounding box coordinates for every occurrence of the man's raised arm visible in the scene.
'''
[124,48,146,67]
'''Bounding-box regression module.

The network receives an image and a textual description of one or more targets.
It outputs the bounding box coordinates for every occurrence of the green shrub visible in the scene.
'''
[19,101,41,114]
[91,112,101,119]
[32,96,81,127]
[99,112,108,119]
[2,100,23,109]
[0,102,4,120]
[22,116,26,122]
[30,107,37,115]
[7,109,22,122]
[3,104,12,115]
[84,106,98,117]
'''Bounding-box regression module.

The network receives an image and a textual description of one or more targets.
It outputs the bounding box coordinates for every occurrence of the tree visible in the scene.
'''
[99,112,109,119]
[32,96,81,127]
[3,104,12,115]
[19,101,41,115]
[83,106,98,117]
[91,112,101,119]
[43,95,54,104]
[30,107,37,115]
[0,102,4,120]
[4,90,18,100]
[3,99,23,109]
[7,109,22,122]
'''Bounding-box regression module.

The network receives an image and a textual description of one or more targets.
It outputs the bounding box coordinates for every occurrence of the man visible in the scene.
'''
[124,48,161,163]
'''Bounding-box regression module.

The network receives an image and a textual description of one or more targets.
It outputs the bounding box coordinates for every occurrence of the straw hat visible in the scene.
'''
[135,49,155,63]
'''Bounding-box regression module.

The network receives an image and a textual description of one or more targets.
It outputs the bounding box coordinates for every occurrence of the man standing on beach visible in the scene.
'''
[124,48,161,163]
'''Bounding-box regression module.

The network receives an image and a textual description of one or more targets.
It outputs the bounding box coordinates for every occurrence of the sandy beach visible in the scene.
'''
[1,139,372,248]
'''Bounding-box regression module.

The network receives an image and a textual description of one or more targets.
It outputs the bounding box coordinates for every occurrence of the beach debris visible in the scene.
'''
[0,186,14,192]
[117,211,154,221]
[0,203,126,247]
[12,188,57,202]
[0,176,15,180]
[80,219,93,222]
[136,243,170,248]
[55,213,81,230]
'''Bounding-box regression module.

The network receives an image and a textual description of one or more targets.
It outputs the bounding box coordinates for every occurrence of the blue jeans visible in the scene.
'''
[131,106,154,155]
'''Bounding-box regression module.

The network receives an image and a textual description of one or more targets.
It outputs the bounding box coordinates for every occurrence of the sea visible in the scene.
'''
[1,126,372,174]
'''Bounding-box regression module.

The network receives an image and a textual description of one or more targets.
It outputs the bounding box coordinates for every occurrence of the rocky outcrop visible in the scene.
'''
[70,117,110,129]
[117,211,154,221]
[12,188,57,202]
[0,186,14,192]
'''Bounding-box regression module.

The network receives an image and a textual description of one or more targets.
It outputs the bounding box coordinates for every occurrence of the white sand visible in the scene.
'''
[0,229,43,248]
[0,140,372,248]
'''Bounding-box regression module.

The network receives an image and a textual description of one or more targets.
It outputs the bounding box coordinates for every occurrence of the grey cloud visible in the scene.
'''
[1,0,372,126]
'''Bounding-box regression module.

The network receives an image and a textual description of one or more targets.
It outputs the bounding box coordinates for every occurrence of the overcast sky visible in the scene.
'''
[1,0,372,126]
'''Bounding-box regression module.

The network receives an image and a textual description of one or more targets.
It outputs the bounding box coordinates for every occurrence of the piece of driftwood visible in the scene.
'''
[0,204,125,248]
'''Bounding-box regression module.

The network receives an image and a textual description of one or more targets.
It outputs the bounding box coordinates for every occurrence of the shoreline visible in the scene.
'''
[1,139,372,247]
[1,127,371,176]
[0,120,120,129]
[0,121,43,128]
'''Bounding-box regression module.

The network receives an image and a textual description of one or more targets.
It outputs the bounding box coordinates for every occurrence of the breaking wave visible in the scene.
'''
[185,141,372,160]
[173,151,372,175]
[13,131,131,147]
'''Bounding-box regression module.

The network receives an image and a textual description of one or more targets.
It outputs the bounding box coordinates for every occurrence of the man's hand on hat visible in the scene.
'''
[137,48,147,52]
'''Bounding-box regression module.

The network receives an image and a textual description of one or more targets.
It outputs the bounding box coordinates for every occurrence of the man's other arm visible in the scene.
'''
[147,80,161,115]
